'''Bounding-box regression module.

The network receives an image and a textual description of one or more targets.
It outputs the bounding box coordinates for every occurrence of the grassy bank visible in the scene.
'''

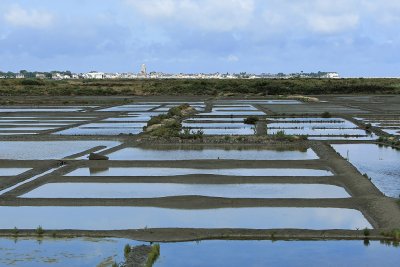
[0,78,399,96]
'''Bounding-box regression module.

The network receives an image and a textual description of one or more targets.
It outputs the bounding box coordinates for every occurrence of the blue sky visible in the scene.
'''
[1,0,399,77]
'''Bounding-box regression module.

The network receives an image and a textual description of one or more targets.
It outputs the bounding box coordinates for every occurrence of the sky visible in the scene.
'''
[0,0,400,77]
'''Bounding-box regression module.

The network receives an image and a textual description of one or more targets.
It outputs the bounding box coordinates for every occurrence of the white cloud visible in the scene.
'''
[125,0,254,32]
[308,14,359,34]
[4,5,54,29]
[260,0,361,34]
[226,55,239,62]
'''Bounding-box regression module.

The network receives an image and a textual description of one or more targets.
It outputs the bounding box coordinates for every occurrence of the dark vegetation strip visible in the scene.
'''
[0,78,399,96]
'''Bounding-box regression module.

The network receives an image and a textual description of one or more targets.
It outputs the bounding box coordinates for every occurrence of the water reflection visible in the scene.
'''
[0,207,370,230]
[66,167,333,177]
[333,144,400,198]
[107,147,318,160]
[21,183,349,199]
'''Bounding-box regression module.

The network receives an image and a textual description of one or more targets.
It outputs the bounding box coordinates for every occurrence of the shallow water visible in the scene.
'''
[0,132,37,135]
[0,108,83,112]
[268,128,371,136]
[102,116,152,122]
[66,167,333,177]
[79,122,147,128]
[154,240,400,267]
[332,144,400,198]
[215,100,302,105]
[0,127,54,131]
[268,119,357,129]
[0,122,70,126]
[0,237,129,267]
[269,118,348,122]
[0,207,370,230]
[155,106,205,112]
[182,122,251,128]
[99,105,159,112]
[199,111,265,116]
[0,141,121,160]
[1,239,398,267]
[0,168,31,176]
[55,127,142,135]
[382,129,400,135]
[22,183,349,199]
[185,117,245,122]
[107,147,318,160]
[213,106,258,111]
[188,128,255,135]
[309,136,377,140]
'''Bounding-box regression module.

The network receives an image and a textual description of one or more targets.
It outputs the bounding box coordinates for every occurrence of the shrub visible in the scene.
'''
[124,244,131,258]
[20,79,44,86]
[147,114,168,127]
[167,104,190,117]
[244,116,259,125]
[275,130,287,140]
[146,244,160,267]
[321,111,332,118]
[12,227,19,236]
[363,228,370,237]
[36,226,44,236]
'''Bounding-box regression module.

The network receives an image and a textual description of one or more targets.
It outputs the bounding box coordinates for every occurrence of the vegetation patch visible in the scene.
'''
[378,136,400,148]
[36,225,44,236]
[124,244,131,258]
[244,116,259,125]
[143,104,197,138]
[321,111,332,118]
[1,78,400,96]
[146,244,160,267]
[382,229,400,241]
[271,130,308,142]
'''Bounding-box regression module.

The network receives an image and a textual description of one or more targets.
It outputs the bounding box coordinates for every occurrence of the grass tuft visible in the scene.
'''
[146,244,160,267]
[36,226,44,236]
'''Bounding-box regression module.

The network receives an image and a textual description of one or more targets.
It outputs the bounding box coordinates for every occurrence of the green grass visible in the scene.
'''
[146,244,160,267]
[1,78,399,96]
[144,104,200,138]
[244,116,259,125]
[363,228,371,237]
[36,225,44,236]
[12,227,19,236]
[321,111,332,118]
[124,244,131,258]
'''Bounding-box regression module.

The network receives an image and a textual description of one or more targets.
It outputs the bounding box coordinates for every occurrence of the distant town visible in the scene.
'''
[0,64,340,80]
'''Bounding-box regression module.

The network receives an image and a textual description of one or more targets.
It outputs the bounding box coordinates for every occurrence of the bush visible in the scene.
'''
[124,244,131,258]
[12,227,19,236]
[363,228,370,237]
[275,130,287,140]
[321,111,332,118]
[20,79,44,86]
[147,114,168,127]
[244,116,259,125]
[36,225,44,236]
[167,104,190,117]
[146,244,160,267]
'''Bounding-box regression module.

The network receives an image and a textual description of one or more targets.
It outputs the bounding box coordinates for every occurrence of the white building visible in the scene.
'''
[15,74,25,79]
[52,73,72,80]
[84,72,105,79]
[324,72,340,79]
[138,64,147,78]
